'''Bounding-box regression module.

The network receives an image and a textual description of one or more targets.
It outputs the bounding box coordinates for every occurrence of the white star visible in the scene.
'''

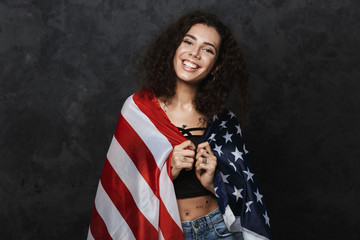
[235,124,242,135]
[228,111,235,119]
[231,147,243,162]
[208,133,216,142]
[243,143,249,154]
[232,186,243,201]
[214,144,223,156]
[220,121,227,128]
[263,211,270,227]
[220,172,230,184]
[245,201,253,213]
[222,131,233,143]
[212,115,218,122]
[228,159,237,172]
[243,168,254,182]
[214,187,219,197]
[254,189,263,204]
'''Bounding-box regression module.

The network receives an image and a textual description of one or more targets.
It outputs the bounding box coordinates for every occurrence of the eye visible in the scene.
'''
[183,40,192,45]
[204,48,215,55]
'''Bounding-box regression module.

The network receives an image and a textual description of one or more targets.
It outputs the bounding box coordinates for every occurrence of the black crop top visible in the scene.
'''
[173,127,212,199]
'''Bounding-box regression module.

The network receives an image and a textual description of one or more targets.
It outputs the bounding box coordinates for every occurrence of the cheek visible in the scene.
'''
[205,57,217,70]
[174,46,185,61]
[173,50,181,65]
[175,44,186,54]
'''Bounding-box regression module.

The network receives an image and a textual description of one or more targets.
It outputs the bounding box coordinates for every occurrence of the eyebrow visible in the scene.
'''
[185,34,217,51]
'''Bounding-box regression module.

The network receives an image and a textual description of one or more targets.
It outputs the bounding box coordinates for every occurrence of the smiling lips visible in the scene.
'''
[182,60,200,71]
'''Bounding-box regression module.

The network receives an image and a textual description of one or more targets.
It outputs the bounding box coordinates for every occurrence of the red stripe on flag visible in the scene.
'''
[133,90,187,147]
[133,91,185,239]
[159,200,184,240]
[101,159,158,239]
[114,114,160,197]
[89,206,113,240]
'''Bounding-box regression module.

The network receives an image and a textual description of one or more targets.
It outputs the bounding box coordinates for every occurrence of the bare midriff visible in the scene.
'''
[177,194,219,221]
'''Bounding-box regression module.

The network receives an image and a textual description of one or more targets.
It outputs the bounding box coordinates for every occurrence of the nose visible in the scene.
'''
[189,46,200,59]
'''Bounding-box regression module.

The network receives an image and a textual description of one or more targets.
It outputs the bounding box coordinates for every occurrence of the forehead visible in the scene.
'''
[185,23,221,48]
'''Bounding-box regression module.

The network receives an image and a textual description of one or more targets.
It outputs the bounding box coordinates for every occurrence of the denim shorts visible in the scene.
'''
[181,208,244,240]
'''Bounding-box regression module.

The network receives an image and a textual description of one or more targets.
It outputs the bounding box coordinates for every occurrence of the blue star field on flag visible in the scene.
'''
[202,109,271,239]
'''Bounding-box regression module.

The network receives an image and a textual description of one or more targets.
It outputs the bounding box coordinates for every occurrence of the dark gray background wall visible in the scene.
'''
[1,0,359,239]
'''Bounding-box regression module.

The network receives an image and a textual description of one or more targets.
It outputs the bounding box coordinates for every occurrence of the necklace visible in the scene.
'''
[162,101,205,127]
[161,101,168,113]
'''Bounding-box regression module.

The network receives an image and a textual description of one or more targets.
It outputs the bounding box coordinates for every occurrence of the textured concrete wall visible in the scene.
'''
[0,0,359,239]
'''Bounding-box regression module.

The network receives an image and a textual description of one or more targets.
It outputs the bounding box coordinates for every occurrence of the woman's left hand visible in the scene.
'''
[195,141,217,195]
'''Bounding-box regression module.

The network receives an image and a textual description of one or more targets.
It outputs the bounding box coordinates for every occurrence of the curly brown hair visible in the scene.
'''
[138,10,250,123]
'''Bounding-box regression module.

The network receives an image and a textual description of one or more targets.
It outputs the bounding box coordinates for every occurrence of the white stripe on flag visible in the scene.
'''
[94,181,135,239]
[87,227,95,240]
[159,162,182,229]
[121,96,173,168]
[242,227,269,240]
[223,204,236,230]
[107,136,160,229]
[158,229,165,240]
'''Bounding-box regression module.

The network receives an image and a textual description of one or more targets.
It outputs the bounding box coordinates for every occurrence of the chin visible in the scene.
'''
[177,73,208,84]
[176,77,203,86]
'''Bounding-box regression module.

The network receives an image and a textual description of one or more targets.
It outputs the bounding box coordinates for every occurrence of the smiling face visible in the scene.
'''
[173,23,221,85]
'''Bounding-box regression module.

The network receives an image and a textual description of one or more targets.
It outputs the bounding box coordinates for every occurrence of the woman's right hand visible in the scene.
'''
[171,140,196,179]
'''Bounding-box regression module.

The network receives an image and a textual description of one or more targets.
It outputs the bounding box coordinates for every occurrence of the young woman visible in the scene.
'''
[88,11,271,240]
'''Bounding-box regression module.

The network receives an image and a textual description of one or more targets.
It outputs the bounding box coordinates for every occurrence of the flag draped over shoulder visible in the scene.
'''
[204,111,272,240]
[88,88,271,240]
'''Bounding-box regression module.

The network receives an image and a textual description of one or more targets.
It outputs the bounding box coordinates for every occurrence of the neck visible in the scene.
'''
[172,80,199,110]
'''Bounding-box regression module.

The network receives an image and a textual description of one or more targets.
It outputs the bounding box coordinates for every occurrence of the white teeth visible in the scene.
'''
[183,60,198,69]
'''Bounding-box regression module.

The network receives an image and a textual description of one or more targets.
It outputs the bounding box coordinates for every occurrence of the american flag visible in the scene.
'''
[204,110,272,239]
[88,88,271,240]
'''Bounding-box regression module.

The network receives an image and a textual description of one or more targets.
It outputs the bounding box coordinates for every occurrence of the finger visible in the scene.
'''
[173,149,195,160]
[183,161,194,169]
[197,141,213,154]
[175,155,194,164]
[196,154,217,166]
[196,159,216,171]
[195,156,208,168]
[178,140,196,150]
[174,157,194,169]
[181,149,196,158]
[182,156,195,162]
[195,148,211,160]
[181,159,194,171]
[183,163,194,171]
[174,140,192,150]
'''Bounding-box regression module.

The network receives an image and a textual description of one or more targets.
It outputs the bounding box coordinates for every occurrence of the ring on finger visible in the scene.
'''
[183,157,187,161]
[202,157,207,164]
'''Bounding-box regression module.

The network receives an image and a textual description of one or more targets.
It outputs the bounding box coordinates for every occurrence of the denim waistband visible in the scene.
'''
[181,208,223,233]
